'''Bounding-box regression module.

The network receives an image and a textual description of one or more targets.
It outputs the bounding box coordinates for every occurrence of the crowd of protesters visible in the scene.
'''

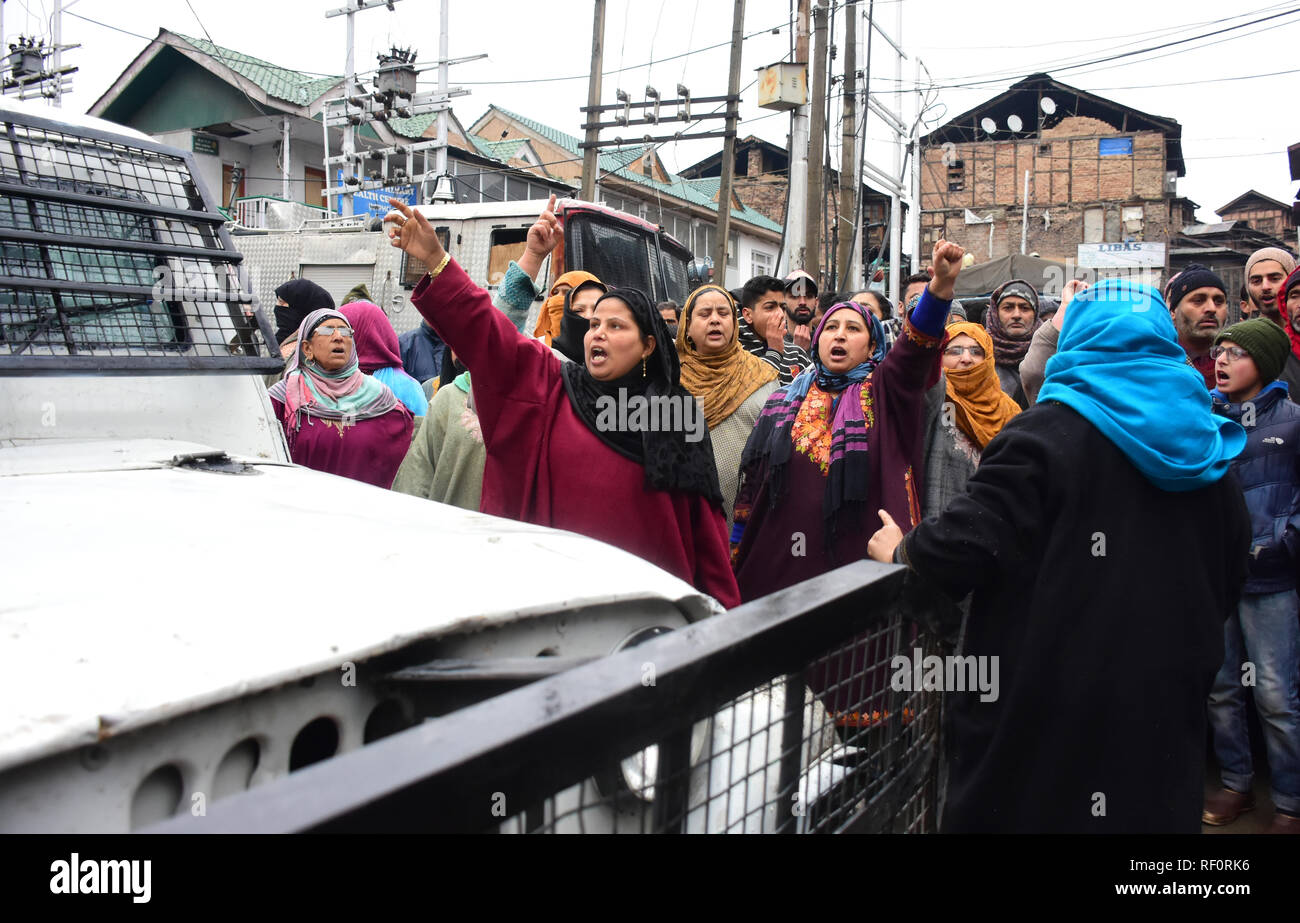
[256,192,1298,835]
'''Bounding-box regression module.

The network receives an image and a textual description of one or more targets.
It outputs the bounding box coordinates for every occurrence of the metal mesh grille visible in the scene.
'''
[566,215,660,300]
[497,613,941,834]
[660,243,690,306]
[0,112,279,370]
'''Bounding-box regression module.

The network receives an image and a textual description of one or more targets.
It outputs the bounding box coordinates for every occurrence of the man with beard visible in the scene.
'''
[1245,248,1300,395]
[1166,264,1228,390]
[1246,247,1296,327]
[983,279,1042,408]
[783,269,818,353]
[737,274,813,386]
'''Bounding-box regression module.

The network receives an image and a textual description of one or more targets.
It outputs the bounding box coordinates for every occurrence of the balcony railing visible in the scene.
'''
[230,195,333,231]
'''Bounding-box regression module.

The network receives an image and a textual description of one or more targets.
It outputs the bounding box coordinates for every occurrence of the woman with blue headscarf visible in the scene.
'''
[867,277,1253,833]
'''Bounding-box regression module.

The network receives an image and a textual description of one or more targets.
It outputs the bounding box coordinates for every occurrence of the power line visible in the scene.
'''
[875,4,1300,92]
[865,1,1299,90]
[450,17,793,86]
[64,10,152,42]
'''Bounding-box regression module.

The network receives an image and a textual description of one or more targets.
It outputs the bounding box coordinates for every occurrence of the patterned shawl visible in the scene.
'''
[267,308,401,447]
[738,301,887,539]
[676,284,778,428]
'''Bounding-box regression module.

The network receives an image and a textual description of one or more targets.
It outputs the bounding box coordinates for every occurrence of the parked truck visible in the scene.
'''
[231,196,695,339]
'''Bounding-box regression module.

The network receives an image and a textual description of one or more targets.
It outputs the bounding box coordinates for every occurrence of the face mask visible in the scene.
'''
[665,323,678,339]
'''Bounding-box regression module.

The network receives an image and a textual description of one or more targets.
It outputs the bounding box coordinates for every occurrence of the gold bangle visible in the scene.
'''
[428,252,451,280]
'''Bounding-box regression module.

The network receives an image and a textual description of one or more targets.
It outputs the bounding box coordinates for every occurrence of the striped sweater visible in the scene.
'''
[737,318,813,386]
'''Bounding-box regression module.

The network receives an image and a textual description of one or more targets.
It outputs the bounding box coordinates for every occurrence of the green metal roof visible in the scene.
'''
[172,33,339,107]
[483,104,781,234]
[475,138,528,161]
[170,33,436,141]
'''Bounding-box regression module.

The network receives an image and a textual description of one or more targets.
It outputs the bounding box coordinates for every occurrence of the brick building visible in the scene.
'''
[680,135,901,289]
[1215,190,1297,248]
[918,73,1196,266]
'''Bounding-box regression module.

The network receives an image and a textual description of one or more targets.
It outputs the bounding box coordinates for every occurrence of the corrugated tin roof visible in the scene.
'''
[173,33,339,107]
[484,104,781,233]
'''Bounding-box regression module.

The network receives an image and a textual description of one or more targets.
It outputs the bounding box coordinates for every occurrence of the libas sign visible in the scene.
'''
[1077,242,1165,269]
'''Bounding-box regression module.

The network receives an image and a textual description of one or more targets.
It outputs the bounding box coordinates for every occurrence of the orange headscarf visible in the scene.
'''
[676,284,778,428]
[941,322,1021,448]
[534,270,600,344]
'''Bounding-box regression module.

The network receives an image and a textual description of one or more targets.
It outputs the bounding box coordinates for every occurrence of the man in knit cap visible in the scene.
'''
[1166,264,1228,390]
[983,278,1042,408]
[1245,247,1296,326]
[1206,317,1300,833]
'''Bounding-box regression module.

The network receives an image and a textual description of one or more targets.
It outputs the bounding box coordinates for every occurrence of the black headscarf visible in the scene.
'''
[437,343,466,391]
[274,279,335,344]
[560,288,723,506]
[551,280,606,363]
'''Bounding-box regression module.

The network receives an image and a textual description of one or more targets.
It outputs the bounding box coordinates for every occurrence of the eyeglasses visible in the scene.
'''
[943,345,986,359]
[312,324,354,339]
[1210,345,1249,361]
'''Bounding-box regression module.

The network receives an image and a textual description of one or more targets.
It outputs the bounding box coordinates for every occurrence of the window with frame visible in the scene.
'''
[751,250,772,278]
[947,159,965,192]
[401,227,450,288]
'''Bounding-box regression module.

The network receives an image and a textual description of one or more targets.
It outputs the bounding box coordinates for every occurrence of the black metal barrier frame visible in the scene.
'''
[147,559,948,834]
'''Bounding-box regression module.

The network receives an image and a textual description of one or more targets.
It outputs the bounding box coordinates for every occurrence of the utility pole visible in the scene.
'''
[835,0,857,289]
[50,0,60,107]
[580,0,606,202]
[888,0,902,303]
[805,2,828,284]
[325,0,404,216]
[1020,170,1030,254]
[434,0,450,201]
[712,0,745,284]
[784,0,810,273]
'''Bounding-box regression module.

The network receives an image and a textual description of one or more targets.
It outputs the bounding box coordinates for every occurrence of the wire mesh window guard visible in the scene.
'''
[0,110,281,373]
[145,561,949,835]
[497,613,941,834]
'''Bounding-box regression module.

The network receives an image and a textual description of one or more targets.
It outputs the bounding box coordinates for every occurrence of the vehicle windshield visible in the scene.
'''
[564,211,664,300]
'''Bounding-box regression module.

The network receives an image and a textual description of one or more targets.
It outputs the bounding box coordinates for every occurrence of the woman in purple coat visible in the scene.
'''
[268,308,413,489]
[730,241,959,729]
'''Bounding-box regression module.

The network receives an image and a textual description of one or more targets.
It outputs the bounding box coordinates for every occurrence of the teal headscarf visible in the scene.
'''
[1037,279,1245,492]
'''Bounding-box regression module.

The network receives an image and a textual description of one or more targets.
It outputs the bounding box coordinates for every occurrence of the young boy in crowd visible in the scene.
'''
[1206,318,1300,833]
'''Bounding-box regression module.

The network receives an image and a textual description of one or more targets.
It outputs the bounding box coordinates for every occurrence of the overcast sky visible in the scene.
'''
[15,0,1300,224]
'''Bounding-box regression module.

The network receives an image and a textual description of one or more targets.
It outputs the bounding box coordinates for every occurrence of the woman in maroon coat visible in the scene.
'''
[268,308,413,489]
[384,198,740,609]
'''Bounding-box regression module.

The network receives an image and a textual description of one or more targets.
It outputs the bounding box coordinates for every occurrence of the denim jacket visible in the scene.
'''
[1212,381,1300,593]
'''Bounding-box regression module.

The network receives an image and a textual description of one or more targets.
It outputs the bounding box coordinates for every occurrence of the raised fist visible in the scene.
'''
[929,240,966,300]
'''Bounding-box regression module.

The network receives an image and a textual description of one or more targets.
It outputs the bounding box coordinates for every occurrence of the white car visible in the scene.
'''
[0,99,724,833]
